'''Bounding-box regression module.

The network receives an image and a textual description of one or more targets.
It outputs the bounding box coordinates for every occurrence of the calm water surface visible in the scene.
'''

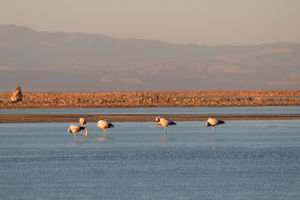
[0,120,300,199]
[1,106,300,114]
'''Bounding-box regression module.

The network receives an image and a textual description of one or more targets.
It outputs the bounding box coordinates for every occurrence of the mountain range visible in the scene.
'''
[0,24,299,91]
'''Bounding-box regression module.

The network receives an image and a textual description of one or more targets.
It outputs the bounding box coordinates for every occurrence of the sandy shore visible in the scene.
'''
[1,113,300,123]
[1,90,299,123]
[1,90,300,108]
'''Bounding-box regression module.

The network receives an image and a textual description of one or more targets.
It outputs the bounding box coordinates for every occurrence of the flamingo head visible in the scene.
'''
[206,121,211,127]
[155,116,161,125]
[68,128,72,133]
[79,117,87,126]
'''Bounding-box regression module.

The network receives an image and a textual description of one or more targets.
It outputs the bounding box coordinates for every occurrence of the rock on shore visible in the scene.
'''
[0,90,299,108]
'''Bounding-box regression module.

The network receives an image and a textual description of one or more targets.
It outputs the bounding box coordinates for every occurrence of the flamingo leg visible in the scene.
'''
[213,127,215,137]
[103,129,107,139]
[74,133,77,144]
[164,127,167,139]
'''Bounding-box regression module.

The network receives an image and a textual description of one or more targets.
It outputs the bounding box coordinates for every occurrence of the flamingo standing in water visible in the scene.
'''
[67,124,88,144]
[79,117,88,137]
[206,117,225,137]
[155,116,176,140]
[97,120,114,140]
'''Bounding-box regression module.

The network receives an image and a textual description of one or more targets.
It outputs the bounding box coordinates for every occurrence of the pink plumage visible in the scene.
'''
[155,116,176,139]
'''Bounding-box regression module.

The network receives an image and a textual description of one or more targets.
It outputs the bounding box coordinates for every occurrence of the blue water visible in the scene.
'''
[0,120,300,199]
[1,106,300,114]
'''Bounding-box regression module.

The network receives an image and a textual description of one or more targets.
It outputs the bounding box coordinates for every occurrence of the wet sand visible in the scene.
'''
[1,113,300,123]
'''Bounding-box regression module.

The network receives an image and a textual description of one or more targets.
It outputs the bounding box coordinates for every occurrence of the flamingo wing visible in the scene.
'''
[207,117,218,126]
[216,120,225,125]
[160,118,176,126]
[206,117,225,126]
[68,124,81,133]
[106,121,114,128]
[97,120,107,129]
[98,120,114,129]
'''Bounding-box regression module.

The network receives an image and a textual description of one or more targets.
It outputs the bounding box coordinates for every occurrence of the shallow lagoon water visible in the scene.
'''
[1,120,300,199]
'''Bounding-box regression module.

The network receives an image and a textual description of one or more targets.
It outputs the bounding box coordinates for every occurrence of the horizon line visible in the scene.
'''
[1,24,299,47]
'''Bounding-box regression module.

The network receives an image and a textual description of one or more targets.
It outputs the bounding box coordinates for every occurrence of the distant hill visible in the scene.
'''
[0,24,299,91]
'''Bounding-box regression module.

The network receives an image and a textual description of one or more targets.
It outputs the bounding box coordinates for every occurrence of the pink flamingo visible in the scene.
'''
[67,124,88,144]
[97,120,114,140]
[155,116,176,140]
[79,117,88,137]
[206,117,225,137]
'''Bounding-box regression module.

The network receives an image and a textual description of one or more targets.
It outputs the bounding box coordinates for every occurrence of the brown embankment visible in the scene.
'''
[1,113,300,123]
[1,90,300,108]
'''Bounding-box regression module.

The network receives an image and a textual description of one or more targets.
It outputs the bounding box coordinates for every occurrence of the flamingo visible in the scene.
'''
[206,117,225,137]
[79,117,87,127]
[79,117,88,137]
[97,120,114,140]
[155,116,176,140]
[67,124,88,144]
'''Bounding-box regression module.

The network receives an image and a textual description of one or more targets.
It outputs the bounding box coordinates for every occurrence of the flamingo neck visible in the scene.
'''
[206,122,211,127]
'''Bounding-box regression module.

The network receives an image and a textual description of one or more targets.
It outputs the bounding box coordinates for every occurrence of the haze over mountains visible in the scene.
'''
[0,25,299,91]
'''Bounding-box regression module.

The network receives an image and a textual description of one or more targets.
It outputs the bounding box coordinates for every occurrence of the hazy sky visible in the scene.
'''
[1,0,300,45]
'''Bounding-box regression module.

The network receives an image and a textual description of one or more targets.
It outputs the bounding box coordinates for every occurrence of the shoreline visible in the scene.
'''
[1,113,300,123]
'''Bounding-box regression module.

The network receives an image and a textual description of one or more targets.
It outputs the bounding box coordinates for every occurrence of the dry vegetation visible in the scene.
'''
[0,90,300,109]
